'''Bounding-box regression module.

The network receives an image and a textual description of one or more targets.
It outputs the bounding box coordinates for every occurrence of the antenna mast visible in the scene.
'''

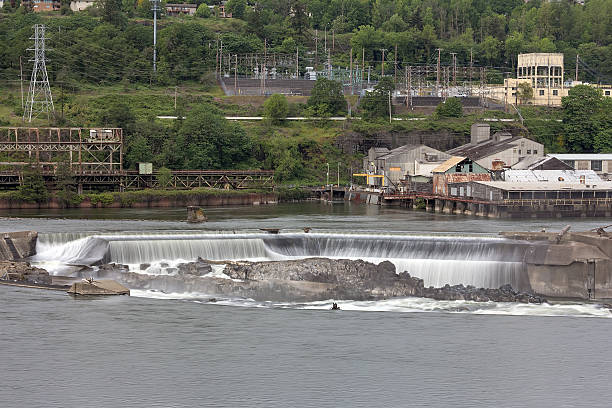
[151,0,160,73]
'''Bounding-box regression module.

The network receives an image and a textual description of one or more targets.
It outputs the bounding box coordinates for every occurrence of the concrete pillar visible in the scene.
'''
[425,199,433,212]
[476,203,486,217]
[487,204,500,218]
[434,199,443,213]
[454,201,466,215]
[442,200,454,214]
[465,202,477,216]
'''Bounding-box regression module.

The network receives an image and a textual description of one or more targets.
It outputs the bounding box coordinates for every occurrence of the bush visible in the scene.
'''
[435,98,463,118]
[157,167,173,188]
[307,78,346,116]
[263,94,289,125]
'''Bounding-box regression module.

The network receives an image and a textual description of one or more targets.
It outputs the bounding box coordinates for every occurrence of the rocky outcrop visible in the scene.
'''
[93,258,545,303]
[0,231,38,261]
[0,261,51,285]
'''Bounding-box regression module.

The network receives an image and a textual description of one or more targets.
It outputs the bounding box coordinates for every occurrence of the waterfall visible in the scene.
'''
[34,232,534,289]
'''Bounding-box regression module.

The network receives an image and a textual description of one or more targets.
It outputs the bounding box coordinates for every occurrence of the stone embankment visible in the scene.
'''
[94,258,545,303]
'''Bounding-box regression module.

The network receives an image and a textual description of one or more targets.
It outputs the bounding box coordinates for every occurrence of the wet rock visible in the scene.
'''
[176,259,212,277]
[0,261,51,285]
[140,263,151,271]
[90,258,546,304]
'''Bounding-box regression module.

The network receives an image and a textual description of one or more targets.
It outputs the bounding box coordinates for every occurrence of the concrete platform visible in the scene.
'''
[67,280,130,296]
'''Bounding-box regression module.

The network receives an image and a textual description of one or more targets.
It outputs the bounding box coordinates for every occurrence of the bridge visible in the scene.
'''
[0,127,274,191]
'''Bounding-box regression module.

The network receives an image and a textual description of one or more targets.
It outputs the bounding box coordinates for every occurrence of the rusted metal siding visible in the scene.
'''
[435,173,491,196]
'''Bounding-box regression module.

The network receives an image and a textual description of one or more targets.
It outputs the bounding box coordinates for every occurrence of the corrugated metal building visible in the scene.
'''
[432,156,491,196]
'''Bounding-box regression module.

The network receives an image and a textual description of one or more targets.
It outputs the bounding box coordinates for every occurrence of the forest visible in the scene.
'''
[0,0,611,183]
[1,0,612,85]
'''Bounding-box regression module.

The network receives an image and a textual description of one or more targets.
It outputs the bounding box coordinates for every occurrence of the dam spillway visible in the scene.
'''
[32,232,534,289]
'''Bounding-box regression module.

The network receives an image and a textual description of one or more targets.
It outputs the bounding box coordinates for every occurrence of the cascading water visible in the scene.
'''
[33,231,535,289]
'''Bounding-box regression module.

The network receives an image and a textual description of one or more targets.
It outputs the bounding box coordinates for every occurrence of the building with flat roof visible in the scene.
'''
[547,154,612,180]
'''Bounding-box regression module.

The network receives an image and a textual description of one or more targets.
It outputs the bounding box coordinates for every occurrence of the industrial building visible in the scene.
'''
[432,156,491,196]
[494,53,612,107]
[362,145,450,189]
[447,123,543,170]
[547,154,612,180]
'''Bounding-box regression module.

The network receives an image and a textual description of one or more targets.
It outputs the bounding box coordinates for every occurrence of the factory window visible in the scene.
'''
[591,160,602,171]
[512,93,516,97]
[527,149,531,154]
[552,90,558,96]
[539,90,545,96]
[533,150,538,155]
[518,150,522,155]
[606,91,611,96]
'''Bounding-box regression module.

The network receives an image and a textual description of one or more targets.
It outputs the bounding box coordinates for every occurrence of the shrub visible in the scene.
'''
[263,94,289,125]
[435,98,463,118]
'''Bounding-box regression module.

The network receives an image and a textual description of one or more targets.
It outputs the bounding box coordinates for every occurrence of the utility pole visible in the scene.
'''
[324,26,327,53]
[470,48,473,94]
[24,24,54,123]
[150,0,160,73]
[337,162,340,186]
[388,91,392,123]
[215,34,220,78]
[380,48,386,76]
[19,56,24,109]
[234,53,237,93]
[327,48,331,79]
[450,52,457,86]
[332,29,335,50]
[361,48,365,83]
[436,48,442,95]
[349,47,353,95]
[326,163,329,186]
[296,47,299,79]
[174,86,177,110]
[315,29,318,71]
[575,54,579,82]
[394,44,398,86]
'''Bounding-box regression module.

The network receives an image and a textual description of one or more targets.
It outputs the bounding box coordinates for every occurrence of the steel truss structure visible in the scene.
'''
[123,170,275,190]
[0,127,123,174]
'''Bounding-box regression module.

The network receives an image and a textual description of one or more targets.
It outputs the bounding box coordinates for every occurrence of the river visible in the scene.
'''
[1,203,611,407]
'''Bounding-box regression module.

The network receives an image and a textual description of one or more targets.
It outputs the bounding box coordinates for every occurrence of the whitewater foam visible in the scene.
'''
[129,290,612,318]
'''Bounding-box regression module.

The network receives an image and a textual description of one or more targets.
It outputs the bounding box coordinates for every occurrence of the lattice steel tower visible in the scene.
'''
[23,24,54,123]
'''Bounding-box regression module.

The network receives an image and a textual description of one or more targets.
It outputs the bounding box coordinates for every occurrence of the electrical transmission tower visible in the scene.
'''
[23,24,54,123]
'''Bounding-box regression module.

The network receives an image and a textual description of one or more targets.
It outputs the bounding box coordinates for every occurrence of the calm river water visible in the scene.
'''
[1,203,611,407]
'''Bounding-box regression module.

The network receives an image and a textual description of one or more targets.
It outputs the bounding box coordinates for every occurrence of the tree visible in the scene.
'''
[435,98,463,118]
[307,78,347,116]
[177,107,252,169]
[360,77,394,119]
[516,82,533,105]
[55,160,77,207]
[195,3,211,17]
[225,0,245,19]
[99,0,127,28]
[264,94,289,124]
[97,99,136,133]
[18,166,48,203]
[157,167,173,188]
[562,85,605,152]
